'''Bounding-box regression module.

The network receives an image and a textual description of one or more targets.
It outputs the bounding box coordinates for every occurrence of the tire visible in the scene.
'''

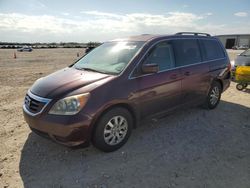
[92,107,133,152]
[243,83,248,88]
[236,83,244,91]
[204,82,222,109]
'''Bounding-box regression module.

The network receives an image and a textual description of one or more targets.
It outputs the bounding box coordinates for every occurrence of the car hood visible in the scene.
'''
[235,55,250,66]
[30,67,112,98]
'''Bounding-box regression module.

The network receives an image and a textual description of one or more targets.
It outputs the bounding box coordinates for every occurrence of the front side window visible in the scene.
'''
[172,39,202,67]
[144,42,175,71]
[74,41,144,75]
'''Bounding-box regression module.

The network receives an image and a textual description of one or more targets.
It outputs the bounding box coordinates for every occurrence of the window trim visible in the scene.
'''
[129,57,226,79]
[128,38,227,80]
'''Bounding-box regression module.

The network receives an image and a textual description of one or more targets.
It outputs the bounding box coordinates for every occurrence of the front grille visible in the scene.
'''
[24,91,51,115]
[24,95,45,113]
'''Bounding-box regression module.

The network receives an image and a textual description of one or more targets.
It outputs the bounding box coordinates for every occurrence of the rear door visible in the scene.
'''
[199,39,230,91]
[171,39,210,105]
[131,41,182,118]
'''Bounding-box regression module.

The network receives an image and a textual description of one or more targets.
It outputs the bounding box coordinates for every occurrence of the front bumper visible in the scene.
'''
[23,106,93,147]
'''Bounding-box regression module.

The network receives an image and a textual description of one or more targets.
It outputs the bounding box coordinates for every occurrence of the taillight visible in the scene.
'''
[227,63,231,71]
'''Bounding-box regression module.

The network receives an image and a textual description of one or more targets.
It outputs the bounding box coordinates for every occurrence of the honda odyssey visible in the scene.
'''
[23,32,231,152]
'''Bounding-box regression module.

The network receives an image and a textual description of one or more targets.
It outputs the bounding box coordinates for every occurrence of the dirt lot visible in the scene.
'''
[0,49,249,188]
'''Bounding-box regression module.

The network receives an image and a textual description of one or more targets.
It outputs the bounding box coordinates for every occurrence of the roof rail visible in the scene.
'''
[176,32,211,37]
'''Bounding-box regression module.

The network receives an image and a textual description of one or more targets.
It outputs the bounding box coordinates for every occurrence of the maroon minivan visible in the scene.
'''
[23,32,231,152]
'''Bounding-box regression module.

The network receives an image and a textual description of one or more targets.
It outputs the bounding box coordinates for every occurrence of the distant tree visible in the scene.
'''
[86,42,101,48]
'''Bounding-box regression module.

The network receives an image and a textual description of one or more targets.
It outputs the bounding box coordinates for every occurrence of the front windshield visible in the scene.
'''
[240,49,250,56]
[74,41,145,75]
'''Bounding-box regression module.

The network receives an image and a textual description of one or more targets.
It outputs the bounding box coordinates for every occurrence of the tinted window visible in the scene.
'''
[201,39,225,60]
[144,42,175,71]
[172,39,201,67]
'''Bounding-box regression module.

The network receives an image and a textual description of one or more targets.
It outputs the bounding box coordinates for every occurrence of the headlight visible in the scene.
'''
[49,93,89,115]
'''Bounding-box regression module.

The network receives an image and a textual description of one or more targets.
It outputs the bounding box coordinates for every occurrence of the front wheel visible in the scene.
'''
[92,107,133,152]
[204,82,222,109]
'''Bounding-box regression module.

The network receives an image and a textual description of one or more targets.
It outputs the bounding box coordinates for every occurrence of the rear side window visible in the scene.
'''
[172,39,201,67]
[200,39,225,60]
[144,41,175,71]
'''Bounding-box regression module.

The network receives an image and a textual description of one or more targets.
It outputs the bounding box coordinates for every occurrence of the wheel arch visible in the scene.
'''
[213,78,223,90]
[206,78,223,95]
[89,102,138,141]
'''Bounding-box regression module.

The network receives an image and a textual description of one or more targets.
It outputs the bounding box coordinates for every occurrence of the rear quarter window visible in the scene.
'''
[200,39,225,61]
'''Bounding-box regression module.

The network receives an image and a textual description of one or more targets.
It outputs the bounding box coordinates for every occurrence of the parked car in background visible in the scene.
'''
[17,46,33,52]
[232,46,238,50]
[23,32,231,152]
[231,49,250,68]
[231,49,250,81]
[85,46,95,54]
[232,45,249,50]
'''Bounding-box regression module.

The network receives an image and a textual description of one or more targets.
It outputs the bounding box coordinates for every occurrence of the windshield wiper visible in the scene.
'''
[83,67,102,73]
[75,67,109,74]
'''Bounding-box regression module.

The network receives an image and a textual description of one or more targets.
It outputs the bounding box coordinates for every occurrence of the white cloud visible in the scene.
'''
[0,11,203,36]
[82,11,203,31]
[205,12,213,16]
[0,11,249,42]
[61,12,70,16]
[234,12,248,17]
[0,13,74,34]
[82,11,123,19]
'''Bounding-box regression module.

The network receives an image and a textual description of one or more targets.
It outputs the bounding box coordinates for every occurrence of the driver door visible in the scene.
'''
[134,41,182,118]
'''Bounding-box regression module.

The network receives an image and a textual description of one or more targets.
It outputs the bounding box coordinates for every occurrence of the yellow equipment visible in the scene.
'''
[234,66,250,90]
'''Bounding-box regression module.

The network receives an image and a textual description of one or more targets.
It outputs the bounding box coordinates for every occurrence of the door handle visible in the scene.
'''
[170,74,177,79]
[184,71,190,76]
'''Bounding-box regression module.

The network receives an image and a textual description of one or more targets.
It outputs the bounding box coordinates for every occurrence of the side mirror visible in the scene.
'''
[142,64,159,74]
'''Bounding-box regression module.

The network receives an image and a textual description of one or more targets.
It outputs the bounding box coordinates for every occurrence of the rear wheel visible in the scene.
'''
[92,107,133,152]
[204,82,222,109]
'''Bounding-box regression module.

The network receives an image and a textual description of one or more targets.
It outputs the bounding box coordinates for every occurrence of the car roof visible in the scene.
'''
[110,34,161,42]
[110,33,215,42]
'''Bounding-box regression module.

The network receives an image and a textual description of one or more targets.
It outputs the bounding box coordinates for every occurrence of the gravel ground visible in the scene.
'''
[0,49,249,188]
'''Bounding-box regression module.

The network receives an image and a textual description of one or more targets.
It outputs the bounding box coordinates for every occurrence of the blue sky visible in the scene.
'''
[0,0,249,42]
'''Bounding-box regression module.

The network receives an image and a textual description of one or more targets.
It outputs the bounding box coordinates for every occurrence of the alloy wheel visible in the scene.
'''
[210,86,220,105]
[103,116,128,146]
